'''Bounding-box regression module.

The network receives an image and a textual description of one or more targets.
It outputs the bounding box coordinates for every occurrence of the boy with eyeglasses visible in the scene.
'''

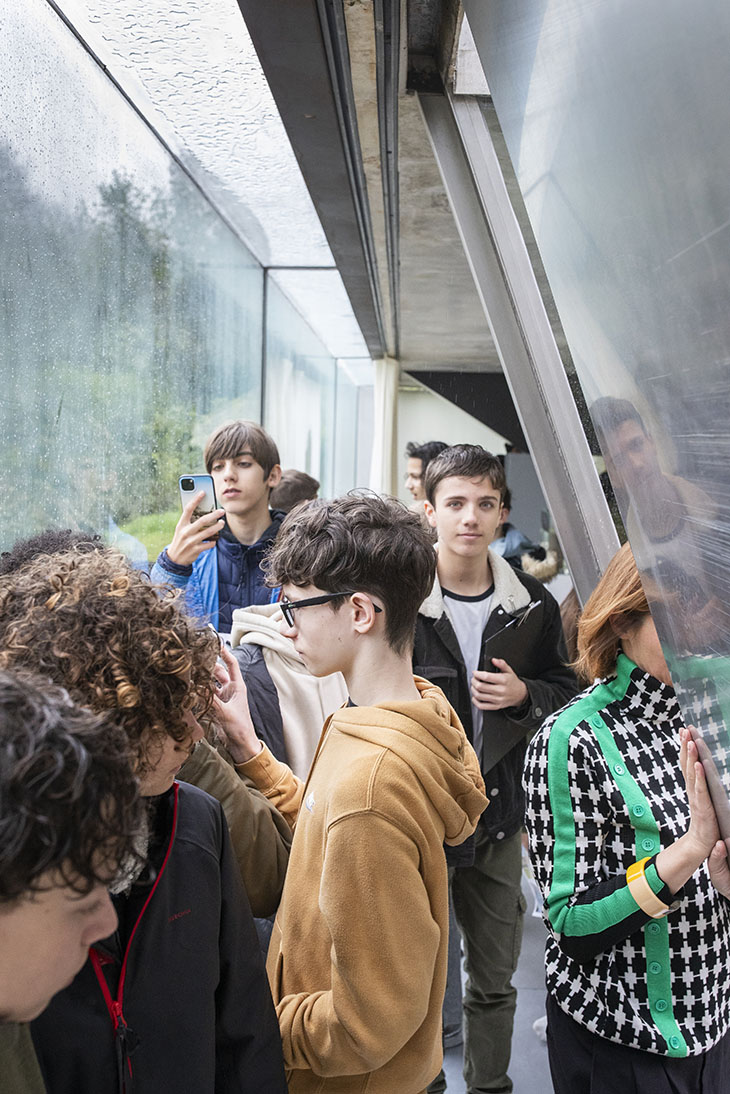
[212,493,488,1094]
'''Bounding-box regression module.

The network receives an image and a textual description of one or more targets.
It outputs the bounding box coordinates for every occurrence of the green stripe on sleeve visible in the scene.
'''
[545,653,688,1057]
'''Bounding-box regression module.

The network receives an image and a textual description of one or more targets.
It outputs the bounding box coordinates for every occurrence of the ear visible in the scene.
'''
[423,500,438,530]
[349,593,381,637]
[267,464,282,489]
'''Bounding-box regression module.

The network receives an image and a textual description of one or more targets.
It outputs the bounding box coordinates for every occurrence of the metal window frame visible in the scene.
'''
[418,90,619,603]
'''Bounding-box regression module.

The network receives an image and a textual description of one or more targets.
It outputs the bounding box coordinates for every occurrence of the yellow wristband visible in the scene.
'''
[626,857,670,919]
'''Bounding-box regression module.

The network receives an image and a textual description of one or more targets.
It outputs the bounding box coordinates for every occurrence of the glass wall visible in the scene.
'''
[468,1,730,827]
[1,0,264,562]
[264,279,337,497]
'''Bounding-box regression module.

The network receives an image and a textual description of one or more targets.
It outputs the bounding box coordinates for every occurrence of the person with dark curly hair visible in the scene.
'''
[0,669,144,1094]
[0,549,287,1094]
[0,526,292,920]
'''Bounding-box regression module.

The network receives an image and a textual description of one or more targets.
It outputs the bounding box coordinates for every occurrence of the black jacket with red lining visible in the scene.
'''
[31,781,287,1093]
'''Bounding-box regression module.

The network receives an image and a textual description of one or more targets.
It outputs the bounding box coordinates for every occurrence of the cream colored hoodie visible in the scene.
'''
[231,604,348,779]
[240,677,488,1094]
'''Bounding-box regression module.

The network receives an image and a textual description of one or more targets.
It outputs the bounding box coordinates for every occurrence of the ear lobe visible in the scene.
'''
[424,501,437,529]
[268,465,282,488]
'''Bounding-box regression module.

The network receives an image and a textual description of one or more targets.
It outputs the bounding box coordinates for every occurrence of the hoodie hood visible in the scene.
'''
[229,603,304,666]
[329,677,487,846]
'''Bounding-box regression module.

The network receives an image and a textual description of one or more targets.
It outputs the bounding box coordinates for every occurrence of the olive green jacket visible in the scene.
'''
[179,739,292,917]
[0,1023,45,1094]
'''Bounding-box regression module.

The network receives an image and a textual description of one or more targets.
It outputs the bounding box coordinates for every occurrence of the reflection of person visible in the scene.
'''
[413,445,578,1094]
[0,670,143,1092]
[212,494,487,1093]
[591,397,723,651]
[524,543,730,1091]
[151,420,284,632]
[0,551,287,1093]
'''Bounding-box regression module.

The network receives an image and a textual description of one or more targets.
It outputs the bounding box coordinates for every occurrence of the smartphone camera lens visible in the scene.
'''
[181,477,195,491]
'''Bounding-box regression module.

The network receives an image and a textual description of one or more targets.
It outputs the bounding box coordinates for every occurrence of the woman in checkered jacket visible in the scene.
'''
[524,543,730,1093]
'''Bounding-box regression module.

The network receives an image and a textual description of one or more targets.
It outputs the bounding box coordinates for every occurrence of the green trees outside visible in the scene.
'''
[0,145,263,560]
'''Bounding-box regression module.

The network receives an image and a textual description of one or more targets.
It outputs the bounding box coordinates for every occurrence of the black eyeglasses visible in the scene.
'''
[279,592,383,628]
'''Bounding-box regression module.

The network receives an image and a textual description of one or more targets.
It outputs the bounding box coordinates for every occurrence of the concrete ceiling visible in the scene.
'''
[397,91,500,372]
[238,0,501,377]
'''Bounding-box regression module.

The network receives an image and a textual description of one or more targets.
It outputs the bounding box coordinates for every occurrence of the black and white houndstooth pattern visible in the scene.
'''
[524,662,730,1055]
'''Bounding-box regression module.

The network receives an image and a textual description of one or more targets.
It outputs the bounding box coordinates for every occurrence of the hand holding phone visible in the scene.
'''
[167,475,226,566]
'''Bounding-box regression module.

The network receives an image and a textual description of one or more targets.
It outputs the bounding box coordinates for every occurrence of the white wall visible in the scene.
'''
[396,384,508,504]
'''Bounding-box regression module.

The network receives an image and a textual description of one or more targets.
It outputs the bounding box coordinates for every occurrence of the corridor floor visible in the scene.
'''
[440,874,552,1094]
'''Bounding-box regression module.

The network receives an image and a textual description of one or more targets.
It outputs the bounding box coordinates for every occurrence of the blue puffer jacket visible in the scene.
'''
[150,511,284,632]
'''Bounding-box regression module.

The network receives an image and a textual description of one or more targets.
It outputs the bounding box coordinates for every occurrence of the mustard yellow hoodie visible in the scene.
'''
[240,677,487,1094]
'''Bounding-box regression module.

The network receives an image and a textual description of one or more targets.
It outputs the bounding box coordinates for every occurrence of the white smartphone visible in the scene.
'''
[179,474,219,523]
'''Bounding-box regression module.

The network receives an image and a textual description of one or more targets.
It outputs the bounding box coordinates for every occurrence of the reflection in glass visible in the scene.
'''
[469,1,730,828]
[2,0,260,561]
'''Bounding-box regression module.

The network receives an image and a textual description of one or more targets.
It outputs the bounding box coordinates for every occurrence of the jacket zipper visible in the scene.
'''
[90,781,180,1093]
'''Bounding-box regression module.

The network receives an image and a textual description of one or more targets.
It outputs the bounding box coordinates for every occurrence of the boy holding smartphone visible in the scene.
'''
[152,420,283,632]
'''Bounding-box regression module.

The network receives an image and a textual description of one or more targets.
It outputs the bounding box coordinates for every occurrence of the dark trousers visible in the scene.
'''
[547,993,730,1094]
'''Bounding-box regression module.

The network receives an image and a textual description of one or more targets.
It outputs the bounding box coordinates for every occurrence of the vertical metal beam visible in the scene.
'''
[418,91,619,603]
[260,268,268,426]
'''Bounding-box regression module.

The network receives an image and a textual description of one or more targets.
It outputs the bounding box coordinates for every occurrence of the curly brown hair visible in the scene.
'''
[0,550,219,774]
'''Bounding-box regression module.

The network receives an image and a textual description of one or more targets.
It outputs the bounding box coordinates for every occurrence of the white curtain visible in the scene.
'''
[368,356,399,495]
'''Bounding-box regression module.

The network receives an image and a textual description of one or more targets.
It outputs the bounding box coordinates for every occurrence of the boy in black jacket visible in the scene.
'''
[413,445,577,1094]
[0,549,287,1094]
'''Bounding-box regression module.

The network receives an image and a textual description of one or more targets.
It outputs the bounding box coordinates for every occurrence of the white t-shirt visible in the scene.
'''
[441,585,494,763]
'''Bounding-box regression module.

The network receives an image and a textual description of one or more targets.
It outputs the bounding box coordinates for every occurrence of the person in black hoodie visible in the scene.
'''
[0,548,287,1094]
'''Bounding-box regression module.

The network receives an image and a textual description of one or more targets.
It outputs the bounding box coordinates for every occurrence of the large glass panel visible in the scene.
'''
[0,0,264,564]
[468,1,730,826]
[264,280,336,497]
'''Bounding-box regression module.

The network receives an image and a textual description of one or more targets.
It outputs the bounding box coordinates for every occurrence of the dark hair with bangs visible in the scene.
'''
[0,549,219,776]
[264,492,436,654]
[0,669,144,903]
[424,444,506,506]
[204,420,280,478]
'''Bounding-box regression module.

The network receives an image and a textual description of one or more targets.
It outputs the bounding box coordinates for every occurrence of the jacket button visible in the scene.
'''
[534,707,543,718]
[655,999,668,1012]
[489,787,500,796]
[632,805,646,818]
[649,962,662,975]
[496,831,505,840]
[669,1036,681,1050]
[641,838,655,852]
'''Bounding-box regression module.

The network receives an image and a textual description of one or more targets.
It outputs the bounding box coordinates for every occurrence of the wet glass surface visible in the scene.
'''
[0,0,360,565]
[469,0,730,826]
